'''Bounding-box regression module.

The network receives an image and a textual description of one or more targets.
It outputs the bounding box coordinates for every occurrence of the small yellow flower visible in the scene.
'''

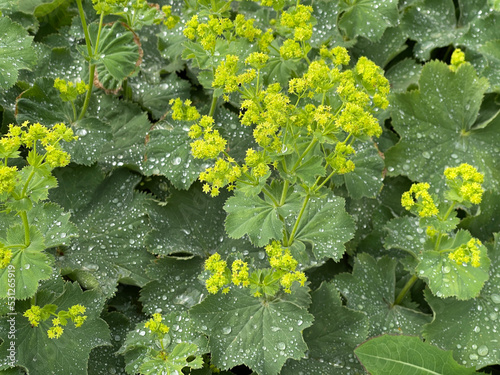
[23,306,42,327]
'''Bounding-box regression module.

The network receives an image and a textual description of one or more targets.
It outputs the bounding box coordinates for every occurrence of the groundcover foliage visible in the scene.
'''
[1,0,500,374]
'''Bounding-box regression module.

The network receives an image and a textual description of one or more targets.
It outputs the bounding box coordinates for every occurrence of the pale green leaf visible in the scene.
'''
[281,282,368,375]
[88,22,140,88]
[0,225,52,300]
[0,16,36,90]
[423,234,500,369]
[355,334,476,375]
[334,253,432,337]
[190,286,313,375]
[288,191,355,263]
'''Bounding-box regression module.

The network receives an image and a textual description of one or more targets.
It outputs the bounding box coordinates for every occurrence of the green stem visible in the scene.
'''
[78,64,95,121]
[209,93,218,117]
[393,274,418,307]
[434,202,457,251]
[290,138,317,172]
[262,186,280,207]
[20,211,30,247]
[76,0,92,58]
[287,194,310,245]
[279,180,289,206]
[313,168,336,192]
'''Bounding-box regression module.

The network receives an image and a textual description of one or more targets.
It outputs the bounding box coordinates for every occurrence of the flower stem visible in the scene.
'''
[286,194,310,246]
[393,274,418,307]
[209,93,218,117]
[20,211,30,247]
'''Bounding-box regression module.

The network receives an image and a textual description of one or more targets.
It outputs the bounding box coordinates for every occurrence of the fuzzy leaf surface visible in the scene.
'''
[0,282,110,374]
[334,253,431,337]
[190,286,313,375]
[0,16,36,90]
[281,282,367,374]
[423,234,500,369]
[386,61,500,191]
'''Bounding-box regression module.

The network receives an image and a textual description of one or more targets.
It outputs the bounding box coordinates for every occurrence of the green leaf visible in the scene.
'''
[385,61,500,191]
[384,216,427,257]
[88,311,132,375]
[423,234,500,369]
[310,0,347,48]
[281,282,368,375]
[355,334,476,375]
[0,225,53,300]
[17,0,71,17]
[385,58,423,93]
[401,0,464,60]
[28,202,78,248]
[460,190,500,243]
[119,311,208,375]
[338,0,399,42]
[139,343,204,375]
[416,230,490,300]
[478,40,500,92]
[63,118,112,166]
[288,191,355,263]
[15,77,73,125]
[190,286,313,375]
[342,141,384,199]
[353,27,408,68]
[145,186,253,258]
[91,95,151,170]
[334,253,432,337]
[0,16,36,90]
[224,190,284,247]
[0,281,111,374]
[88,22,140,88]
[142,124,209,190]
[140,257,206,315]
[58,168,154,297]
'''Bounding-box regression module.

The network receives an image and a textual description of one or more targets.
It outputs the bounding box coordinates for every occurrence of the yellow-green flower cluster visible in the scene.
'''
[448,238,483,268]
[199,156,243,197]
[401,182,439,217]
[0,244,12,268]
[335,103,382,138]
[234,14,262,42]
[204,253,230,294]
[265,241,306,293]
[212,55,258,98]
[280,4,313,42]
[320,46,351,66]
[161,5,179,29]
[450,48,466,72]
[245,52,269,69]
[92,0,127,15]
[183,15,234,51]
[444,163,484,204]
[327,143,356,174]
[189,116,227,159]
[53,78,89,103]
[23,303,87,339]
[231,260,250,286]
[0,166,17,194]
[145,313,170,334]
[169,98,200,121]
[1,122,76,172]
[244,149,269,178]
[354,57,390,109]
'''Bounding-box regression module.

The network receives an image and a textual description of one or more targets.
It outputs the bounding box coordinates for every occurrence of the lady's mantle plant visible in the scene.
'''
[1,0,500,375]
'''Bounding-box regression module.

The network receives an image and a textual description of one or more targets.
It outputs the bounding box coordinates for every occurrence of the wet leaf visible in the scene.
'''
[355,334,476,375]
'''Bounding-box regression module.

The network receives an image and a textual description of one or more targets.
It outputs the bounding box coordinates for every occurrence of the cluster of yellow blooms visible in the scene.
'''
[23,304,87,339]
[204,253,230,294]
[279,5,313,59]
[0,244,12,268]
[265,241,306,293]
[401,182,439,217]
[184,13,264,52]
[53,78,89,103]
[169,98,200,122]
[444,163,484,204]
[0,122,77,193]
[189,116,227,160]
[449,48,466,72]
[144,313,170,334]
[448,238,482,268]
[203,241,306,297]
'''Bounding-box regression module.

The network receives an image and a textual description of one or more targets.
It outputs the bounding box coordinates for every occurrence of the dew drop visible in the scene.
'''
[222,326,232,334]
[478,345,489,356]
[276,342,286,350]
